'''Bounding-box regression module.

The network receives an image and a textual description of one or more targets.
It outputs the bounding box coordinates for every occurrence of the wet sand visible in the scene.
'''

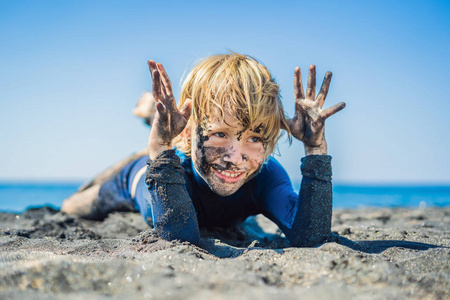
[0,206,449,299]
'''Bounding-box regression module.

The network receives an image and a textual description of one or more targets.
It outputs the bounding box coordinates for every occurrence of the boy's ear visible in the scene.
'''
[180,124,192,143]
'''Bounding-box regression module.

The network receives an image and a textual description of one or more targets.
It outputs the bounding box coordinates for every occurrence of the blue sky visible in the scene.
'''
[1,0,449,184]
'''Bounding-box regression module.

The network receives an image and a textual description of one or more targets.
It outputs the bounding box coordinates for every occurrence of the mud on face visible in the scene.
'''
[192,125,265,196]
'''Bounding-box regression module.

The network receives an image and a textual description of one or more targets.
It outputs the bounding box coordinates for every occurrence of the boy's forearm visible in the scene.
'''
[290,155,333,246]
[145,150,200,244]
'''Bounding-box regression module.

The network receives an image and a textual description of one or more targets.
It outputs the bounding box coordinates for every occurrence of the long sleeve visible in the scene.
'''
[290,155,332,246]
[145,150,200,244]
[258,155,333,247]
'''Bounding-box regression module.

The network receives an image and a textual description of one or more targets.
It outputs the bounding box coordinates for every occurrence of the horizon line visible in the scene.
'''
[1,179,450,187]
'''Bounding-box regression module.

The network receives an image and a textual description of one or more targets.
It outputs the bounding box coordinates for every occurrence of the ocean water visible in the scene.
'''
[0,182,449,213]
[0,182,83,213]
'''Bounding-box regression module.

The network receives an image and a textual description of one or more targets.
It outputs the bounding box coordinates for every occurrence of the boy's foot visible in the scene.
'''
[133,92,156,126]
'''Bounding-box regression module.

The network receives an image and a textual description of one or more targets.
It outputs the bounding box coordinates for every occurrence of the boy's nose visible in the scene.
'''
[222,144,248,165]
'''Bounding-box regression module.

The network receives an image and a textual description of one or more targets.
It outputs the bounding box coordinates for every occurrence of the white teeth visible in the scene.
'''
[219,170,242,178]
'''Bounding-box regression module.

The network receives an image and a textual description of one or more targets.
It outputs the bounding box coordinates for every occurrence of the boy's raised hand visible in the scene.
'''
[147,60,192,159]
[287,65,346,155]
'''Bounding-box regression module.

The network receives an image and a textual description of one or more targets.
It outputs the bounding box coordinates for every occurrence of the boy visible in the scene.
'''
[62,53,345,247]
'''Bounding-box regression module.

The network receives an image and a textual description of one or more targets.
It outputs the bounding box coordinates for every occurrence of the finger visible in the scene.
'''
[320,102,346,120]
[294,67,305,100]
[159,76,168,100]
[156,63,173,97]
[148,60,162,98]
[148,60,157,76]
[151,69,163,101]
[148,60,167,100]
[317,71,332,108]
[180,98,193,120]
[306,65,316,100]
[154,63,171,107]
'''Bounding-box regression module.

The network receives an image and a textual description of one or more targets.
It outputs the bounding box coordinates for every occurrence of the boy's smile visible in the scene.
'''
[190,112,266,196]
[212,167,245,182]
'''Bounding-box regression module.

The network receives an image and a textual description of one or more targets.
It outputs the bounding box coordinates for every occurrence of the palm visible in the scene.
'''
[152,91,189,143]
[291,99,324,146]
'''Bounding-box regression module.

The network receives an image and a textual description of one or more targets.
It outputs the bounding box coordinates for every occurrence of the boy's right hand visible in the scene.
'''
[147,60,192,159]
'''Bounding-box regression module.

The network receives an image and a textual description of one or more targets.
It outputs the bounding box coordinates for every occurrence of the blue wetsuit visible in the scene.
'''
[97,150,333,247]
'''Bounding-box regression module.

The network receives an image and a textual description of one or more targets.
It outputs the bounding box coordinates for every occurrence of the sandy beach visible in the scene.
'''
[0,206,448,299]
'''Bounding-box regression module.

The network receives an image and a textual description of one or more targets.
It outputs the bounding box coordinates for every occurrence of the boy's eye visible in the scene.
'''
[214,132,226,138]
[248,137,261,143]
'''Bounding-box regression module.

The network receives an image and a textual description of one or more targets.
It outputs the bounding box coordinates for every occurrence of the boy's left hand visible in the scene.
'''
[286,65,346,155]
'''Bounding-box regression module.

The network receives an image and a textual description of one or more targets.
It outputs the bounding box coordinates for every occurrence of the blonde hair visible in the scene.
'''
[174,52,289,159]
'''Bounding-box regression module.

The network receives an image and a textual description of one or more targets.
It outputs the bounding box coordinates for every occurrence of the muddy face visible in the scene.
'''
[191,113,266,196]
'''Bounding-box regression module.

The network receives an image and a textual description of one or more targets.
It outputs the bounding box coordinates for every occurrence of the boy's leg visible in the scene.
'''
[61,155,147,220]
[60,184,101,219]
[61,149,147,219]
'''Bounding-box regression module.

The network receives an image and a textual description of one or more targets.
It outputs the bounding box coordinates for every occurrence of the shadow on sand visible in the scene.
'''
[197,228,445,258]
[331,233,445,254]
